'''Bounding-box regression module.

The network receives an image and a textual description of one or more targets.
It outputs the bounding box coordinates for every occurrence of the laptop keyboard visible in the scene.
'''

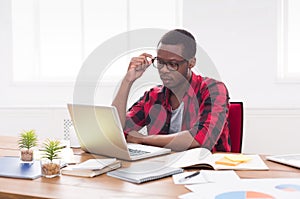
[128,148,150,156]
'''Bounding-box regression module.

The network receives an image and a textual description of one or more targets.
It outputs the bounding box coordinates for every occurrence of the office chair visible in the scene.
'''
[228,102,244,153]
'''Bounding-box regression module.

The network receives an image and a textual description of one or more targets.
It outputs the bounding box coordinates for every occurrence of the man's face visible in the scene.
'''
[156,44,189,89]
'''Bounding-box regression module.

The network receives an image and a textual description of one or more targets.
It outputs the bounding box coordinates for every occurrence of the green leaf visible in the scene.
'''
[41,139,64,161]
[18,129,38,149]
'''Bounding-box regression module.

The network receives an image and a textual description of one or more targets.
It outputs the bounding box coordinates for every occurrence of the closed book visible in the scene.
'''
[0,156,42,179]
[62,158,121,177]
[107,162,183,184]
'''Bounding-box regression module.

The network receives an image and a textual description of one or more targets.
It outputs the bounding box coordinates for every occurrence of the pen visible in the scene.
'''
[178,171,200,183]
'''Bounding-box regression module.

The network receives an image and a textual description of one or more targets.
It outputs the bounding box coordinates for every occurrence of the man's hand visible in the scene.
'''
[125,53,153,83]
[126,131,147,144]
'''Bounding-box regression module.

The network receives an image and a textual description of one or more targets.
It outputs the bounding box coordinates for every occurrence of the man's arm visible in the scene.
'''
[112,53,152,128]
[127,130,200,151]
[192,80,230,151]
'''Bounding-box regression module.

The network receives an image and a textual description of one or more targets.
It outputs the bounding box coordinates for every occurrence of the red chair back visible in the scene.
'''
[228,102,243,153]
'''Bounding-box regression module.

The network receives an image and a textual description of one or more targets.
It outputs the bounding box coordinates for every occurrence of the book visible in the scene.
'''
[166,148,269,170]
[0,156,42,179]
[61,158,121,177]
[107,162,183,184]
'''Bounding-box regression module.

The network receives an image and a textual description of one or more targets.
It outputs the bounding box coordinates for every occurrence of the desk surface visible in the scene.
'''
[0,136,300,199]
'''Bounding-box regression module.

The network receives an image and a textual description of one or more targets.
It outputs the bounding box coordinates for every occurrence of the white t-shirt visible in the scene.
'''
[169,102,184,134]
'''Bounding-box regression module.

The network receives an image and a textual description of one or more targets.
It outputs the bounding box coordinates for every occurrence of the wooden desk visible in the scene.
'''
[0,136,300,199]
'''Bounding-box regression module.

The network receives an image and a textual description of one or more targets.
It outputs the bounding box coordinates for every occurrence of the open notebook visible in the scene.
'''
[165,148,269,170]
[266,154,300,169]
[67,104,171,161]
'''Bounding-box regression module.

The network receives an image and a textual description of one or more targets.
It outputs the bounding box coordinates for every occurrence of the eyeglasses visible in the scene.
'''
[152,57,188,71]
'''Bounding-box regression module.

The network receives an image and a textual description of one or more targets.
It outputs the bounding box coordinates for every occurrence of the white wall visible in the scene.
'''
[0,0,299,154]
[184,0,300,109]
[183,0,300,154]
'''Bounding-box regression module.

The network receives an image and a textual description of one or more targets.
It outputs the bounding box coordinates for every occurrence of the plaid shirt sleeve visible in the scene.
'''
[123,95,147,134]
[188,78,230,152]
[124,86,170,135]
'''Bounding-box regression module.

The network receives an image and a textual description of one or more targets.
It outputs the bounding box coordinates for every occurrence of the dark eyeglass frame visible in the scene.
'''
[152,57,188,71]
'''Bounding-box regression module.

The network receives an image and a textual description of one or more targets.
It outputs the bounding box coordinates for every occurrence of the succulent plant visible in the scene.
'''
[41,139,65,177]
[18,129,38,149]
[41,139,64,161]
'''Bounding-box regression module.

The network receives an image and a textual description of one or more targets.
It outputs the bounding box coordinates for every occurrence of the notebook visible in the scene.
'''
[61,158,121,177]
[107,162,183,184]
[266,154,300,169]
[67,104,171,161]
[166,148,269,170]
[0,156,42,179]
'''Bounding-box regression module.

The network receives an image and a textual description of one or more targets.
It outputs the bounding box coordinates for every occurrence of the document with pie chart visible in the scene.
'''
[180,178,300,199]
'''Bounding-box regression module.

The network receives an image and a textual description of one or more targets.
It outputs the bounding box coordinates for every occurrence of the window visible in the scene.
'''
[278,0,300,81]
[12,0,182,83]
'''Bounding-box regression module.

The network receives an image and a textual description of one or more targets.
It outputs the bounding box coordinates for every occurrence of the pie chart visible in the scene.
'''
[275,184,300,192]
[215,191,274,199]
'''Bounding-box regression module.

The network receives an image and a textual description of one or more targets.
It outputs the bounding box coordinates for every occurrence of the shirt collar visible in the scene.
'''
[187,72,202,97]
[161,72,202,100]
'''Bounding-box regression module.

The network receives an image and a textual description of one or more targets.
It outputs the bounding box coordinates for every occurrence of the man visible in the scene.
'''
[112,29,230,152]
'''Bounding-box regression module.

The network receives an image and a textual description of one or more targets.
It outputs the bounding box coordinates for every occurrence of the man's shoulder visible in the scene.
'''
[192,73,225,88]
[142,85,165,100]
[191,73,228,97]
[147,85,164,93]
[202,76,222,84]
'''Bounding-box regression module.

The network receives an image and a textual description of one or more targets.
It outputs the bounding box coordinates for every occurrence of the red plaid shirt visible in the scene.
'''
[124,72,231,152]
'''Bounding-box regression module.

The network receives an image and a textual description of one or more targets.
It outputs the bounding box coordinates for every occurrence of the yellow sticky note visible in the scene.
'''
[224,154,252,162]
[215,157,242,166]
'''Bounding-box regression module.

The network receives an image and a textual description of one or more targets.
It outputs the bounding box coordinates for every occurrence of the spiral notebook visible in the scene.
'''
[107,162,183,184]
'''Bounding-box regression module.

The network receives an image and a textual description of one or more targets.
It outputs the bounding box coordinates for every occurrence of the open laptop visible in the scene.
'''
[266,154,300,169]
[67,104,171,161]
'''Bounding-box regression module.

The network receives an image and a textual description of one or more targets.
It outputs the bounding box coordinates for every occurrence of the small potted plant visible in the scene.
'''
[18,129,38,162]
[40,139,64,178]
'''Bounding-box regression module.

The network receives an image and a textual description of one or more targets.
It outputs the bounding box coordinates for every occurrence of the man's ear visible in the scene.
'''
[188,57,196,68]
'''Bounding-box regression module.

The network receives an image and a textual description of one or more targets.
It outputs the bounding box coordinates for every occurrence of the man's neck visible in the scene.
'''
[170,85,187,108]
[169,73,192,109]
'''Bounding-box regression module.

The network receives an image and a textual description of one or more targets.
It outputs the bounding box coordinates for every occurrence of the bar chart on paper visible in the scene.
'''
[215,191,274,199]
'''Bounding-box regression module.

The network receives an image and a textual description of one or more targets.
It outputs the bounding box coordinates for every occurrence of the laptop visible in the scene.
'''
[266,154,300,169]
[67,104,171,161]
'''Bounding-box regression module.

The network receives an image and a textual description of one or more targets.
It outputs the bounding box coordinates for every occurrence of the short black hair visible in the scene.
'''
[158,29,196,60]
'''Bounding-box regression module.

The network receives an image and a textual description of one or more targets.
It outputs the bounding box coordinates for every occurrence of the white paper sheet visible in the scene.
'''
[200,170,240,183]
[181,178,300,199]
[173,171,207,184]
[173,170,240,185]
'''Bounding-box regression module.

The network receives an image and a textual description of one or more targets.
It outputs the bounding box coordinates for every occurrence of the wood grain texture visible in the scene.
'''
[0,136,300,198]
